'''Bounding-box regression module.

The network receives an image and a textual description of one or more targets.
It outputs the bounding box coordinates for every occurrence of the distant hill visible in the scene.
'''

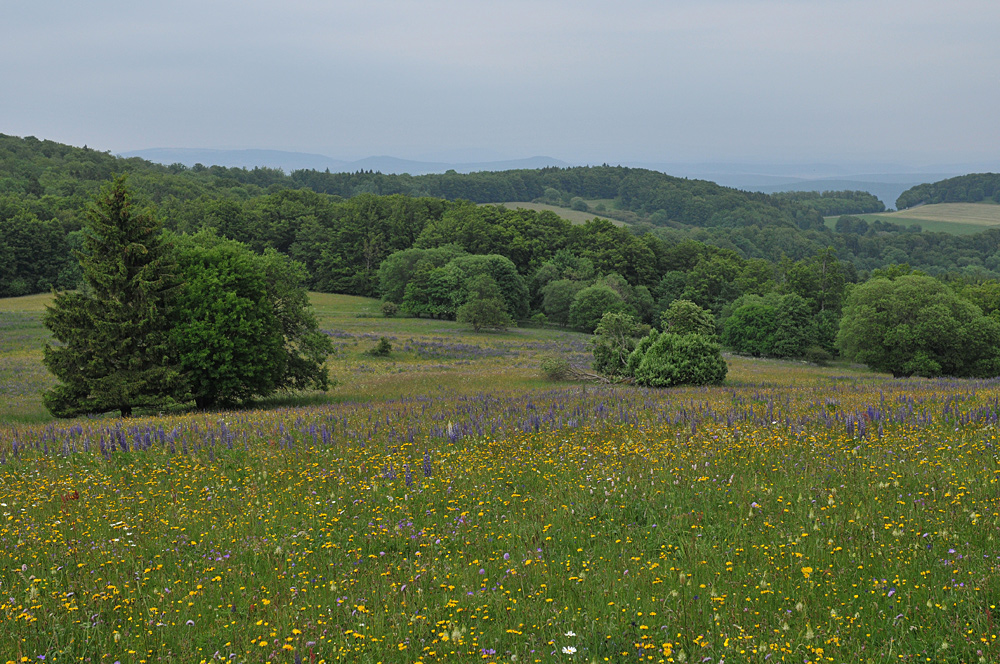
[896,173,1000,210]
[121,148,571,175]
[710,174,955,212]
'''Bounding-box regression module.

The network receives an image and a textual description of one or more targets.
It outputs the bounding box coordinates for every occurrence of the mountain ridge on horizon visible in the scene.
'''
[125,146,989,209]
[121,147,574,176]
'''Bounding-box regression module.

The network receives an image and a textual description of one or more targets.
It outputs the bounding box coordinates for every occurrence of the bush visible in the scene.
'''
[625,329,659,377]
[531,312,548,326]
[631,332,728,388]
[802,345,833,365]
[365,337,393,357]
[540,355,571,380]
[381,301,399,318]
[591,312,643,376]
[457,297,513,332]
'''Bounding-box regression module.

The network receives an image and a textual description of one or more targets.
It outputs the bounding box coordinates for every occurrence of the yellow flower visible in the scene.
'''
[801,567,813,579]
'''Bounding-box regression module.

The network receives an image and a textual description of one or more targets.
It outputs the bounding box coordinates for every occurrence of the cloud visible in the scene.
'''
[2,0,998,163]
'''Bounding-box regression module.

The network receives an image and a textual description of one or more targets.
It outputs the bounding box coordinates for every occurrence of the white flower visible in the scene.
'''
[562,646,577,654]
[564,631,576,637]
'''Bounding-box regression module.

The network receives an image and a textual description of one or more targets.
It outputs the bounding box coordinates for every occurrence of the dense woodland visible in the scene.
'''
[4,133,1000,374]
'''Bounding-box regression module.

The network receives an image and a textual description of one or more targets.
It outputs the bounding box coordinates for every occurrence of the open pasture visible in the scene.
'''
[489,202,626,226]
[2,363,999,663]
[825,203,1000,236]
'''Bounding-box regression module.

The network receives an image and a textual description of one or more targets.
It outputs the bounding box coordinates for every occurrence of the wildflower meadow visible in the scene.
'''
[0,294,998,664]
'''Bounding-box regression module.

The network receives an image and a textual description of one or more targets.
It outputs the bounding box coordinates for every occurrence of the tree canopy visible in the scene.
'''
[169,231,332,409]
[837,275,1000,378]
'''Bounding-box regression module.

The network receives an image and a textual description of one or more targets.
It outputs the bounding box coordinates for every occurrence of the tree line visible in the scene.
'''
[32,174,1000,420]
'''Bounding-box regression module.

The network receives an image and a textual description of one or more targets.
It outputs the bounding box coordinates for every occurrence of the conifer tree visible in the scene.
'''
[43,175,181,417]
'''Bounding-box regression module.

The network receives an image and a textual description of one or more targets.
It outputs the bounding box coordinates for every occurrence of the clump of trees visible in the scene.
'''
[837,274,1000,378]
[896,173,1000,209]
[772,190,885,216]
[456,274,514,332]
[589,301,727,388]
[723,293,819,359]
[43,176,332,417]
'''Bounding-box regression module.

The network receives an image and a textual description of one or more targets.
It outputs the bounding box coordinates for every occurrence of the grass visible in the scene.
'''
[2,295,1000,663]
[824,202,1000,235]
[0,293,594,423]
[0,294,56,423]
[488,202,626,226]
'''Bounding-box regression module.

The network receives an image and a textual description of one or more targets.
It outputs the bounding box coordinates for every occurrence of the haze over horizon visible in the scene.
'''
[3,1,998,171]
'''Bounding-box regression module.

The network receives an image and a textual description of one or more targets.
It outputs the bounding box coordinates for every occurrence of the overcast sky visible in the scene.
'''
[2,0,998,167]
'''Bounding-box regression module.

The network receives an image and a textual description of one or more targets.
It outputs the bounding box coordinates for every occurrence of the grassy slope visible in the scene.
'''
[0,294,57,422]
[0,292,872,424]
[6,296,1000,663]
[824,202,1000,235]
[0,292,595,423]
[488,201,626,226]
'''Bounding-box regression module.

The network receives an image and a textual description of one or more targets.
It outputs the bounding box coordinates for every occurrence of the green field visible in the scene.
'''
[0,293,595,424]
[488,202,626,226]
[2,295,999,663]
[825,202,1000,235]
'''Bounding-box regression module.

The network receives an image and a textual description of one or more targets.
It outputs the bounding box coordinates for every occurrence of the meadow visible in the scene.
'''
[825,203,1000,236]
[1,295,998,664]
[487,202,626,227]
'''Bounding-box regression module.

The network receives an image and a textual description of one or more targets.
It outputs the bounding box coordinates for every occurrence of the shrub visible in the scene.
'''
[457,298,513,332]
[625,329,659,377]
[365,337,393,357]
[540,355,571,380]
[381,301,399,318]
[802,345,833,366]
[592,312,643,377]
[631,332,728,388]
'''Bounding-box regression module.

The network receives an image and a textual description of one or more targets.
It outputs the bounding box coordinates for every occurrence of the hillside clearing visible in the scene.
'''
[486,201,626,226]
[824,202,1000,235]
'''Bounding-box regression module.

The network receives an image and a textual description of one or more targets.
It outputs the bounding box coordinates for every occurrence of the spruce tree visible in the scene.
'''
[43,175,181,417]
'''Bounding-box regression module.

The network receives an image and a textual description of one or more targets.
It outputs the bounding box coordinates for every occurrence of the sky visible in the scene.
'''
[2,0,998,168]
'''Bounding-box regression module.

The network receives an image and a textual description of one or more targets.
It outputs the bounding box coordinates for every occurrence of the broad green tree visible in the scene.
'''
[661,299,716,337]
[169,232,332,409]
[43,175,182,417]
[540,279,586,326]
[568,284,628,332]
[837,275,1000,378]
[456,275,514,332]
